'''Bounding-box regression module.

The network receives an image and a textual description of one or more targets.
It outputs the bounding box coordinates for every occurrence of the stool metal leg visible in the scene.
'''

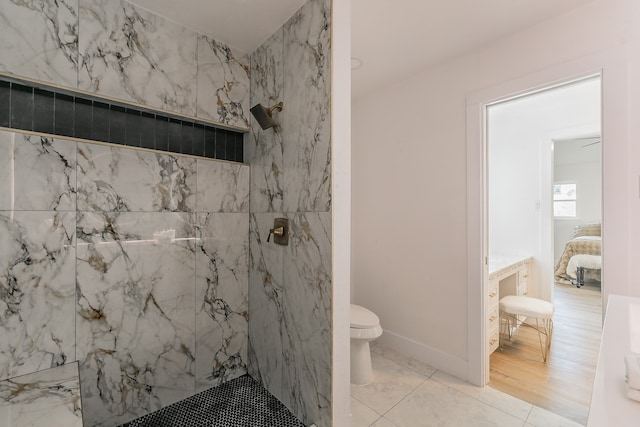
[499,311,515,350]
[539,318,553,363]
[535,318,547,363]
[506,315,552,363]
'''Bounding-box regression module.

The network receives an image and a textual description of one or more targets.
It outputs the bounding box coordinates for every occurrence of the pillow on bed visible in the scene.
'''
[572,223,601,238]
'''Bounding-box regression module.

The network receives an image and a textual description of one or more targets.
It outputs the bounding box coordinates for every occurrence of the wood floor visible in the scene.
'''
[489,282,602,425]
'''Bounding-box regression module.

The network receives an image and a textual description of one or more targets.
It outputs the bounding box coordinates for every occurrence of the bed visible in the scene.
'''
[554,223,602,285]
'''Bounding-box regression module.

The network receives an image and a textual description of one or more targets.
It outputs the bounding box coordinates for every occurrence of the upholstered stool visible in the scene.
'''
[499,295,554,362]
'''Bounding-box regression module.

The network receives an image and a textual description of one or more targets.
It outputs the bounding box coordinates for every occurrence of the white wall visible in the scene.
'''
[628,0,640,299]
[488,79,601,299]
[352,0,635,380]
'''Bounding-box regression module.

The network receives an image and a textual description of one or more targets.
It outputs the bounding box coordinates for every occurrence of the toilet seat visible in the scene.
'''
[350,324,383,340]
[351,304,380,329]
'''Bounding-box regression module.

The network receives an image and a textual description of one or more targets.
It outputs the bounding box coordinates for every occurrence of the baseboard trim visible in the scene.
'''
[376,329,468,380]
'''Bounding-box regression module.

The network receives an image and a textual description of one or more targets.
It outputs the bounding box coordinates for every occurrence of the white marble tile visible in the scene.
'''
[196,36,250,128]
[247,2,332,426]
[77,142,196,212]
[196,159,249,213]
[76,211,196,427]
[0,211,76,382]
[281,0,331,212]
[385,379,524,427]
[0,131,76,211]
[371,344,438,378]
[248,28,285,213]
[350,352,427,416]
[78,0,198,116]
[0,363,83,427]
[275,211,332,426]
[526,405,585,427]
[247,212,332,427]
[430,370,533,421]
[195,212,248,392]
[351,397,381,427]
[76,211,196,302]
[247,212,287,398]
[0,0,78,87]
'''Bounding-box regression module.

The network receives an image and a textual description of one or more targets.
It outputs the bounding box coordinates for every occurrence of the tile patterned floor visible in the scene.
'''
[351,344,585,427]
[120,375,304,427]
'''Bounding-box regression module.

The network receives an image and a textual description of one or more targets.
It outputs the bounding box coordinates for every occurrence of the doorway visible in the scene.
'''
[485,76,602,424]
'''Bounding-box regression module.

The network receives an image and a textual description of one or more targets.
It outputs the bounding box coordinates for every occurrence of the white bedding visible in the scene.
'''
[554,235,601,282]
[566,254,602,279]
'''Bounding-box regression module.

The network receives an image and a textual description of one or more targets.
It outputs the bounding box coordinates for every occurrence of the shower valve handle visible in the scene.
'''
[267,227,284,242]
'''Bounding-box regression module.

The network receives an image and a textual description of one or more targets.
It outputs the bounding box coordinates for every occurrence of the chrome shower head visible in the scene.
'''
[250,102,283,130]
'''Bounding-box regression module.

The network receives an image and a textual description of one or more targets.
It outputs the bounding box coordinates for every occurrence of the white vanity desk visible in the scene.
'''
[487,255,533,355]
[587,294,640,426]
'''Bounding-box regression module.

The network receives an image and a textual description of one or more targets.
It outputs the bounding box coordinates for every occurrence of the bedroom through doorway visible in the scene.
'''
[485,76,602,425]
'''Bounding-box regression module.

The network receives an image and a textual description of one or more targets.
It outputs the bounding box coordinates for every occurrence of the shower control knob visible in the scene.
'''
[266,218,289,245]
[267,227,284,242]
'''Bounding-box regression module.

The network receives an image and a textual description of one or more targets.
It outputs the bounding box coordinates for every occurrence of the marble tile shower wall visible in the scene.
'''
[0,129,250,427]
[0,0,250,130]
[246,1,332,427]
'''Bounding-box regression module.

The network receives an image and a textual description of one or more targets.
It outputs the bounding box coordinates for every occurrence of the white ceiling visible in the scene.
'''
[127,0,595,97]
[351,0,595,98]
[127,0,307,53]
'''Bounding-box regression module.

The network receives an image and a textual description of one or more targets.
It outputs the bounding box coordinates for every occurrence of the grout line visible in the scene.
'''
[524,405,534,425]
[350,394,384,417]
[370,346,439,379]
[437,377,533,423]
[427,370,535,422]
[377,392,416,420]
[351,352,430,419]
[377,374,429,418]
[368,415,383,427]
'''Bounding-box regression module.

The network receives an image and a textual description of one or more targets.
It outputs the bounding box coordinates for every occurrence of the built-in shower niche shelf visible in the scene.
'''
[0,362,83,427]
[0,74,246,163]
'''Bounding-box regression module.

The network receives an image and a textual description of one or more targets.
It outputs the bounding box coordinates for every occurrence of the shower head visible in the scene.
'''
[250,102,283,130]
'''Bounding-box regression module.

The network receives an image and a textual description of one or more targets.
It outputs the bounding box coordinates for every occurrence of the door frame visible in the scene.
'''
[466,48,627,386]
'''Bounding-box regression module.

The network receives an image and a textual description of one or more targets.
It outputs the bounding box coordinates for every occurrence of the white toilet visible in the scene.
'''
[350,304,383,385]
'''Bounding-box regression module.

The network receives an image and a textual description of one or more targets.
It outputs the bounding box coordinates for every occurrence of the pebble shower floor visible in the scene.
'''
[119,375,306,427]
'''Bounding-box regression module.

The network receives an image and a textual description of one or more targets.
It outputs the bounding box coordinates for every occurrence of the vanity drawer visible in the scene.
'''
[488,282,499,305]
[488,306,499,331]
[489,327,500,354]
[518,265,529,296]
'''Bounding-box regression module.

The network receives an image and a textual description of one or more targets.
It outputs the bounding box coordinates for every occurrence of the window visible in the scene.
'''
[554,183,577,217]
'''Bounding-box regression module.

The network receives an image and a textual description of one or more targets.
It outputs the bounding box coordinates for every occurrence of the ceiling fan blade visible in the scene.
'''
[572,136,601,141]
[581,140,601,147]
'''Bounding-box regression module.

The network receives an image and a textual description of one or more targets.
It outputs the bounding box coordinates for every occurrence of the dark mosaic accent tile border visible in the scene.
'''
[119,375,306,427]
[0,76,245,163]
